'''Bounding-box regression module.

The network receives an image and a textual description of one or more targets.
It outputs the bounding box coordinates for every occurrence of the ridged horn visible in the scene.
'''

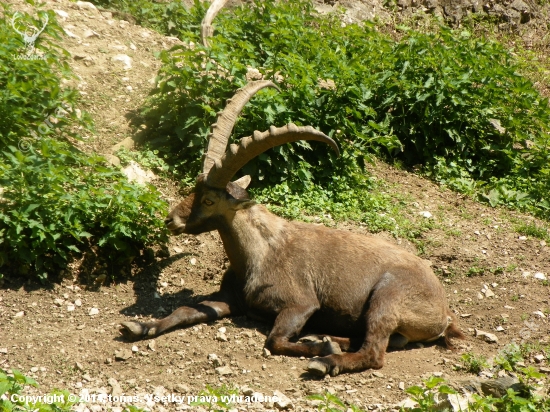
[202,80,280,175]
[200,0,229,48]
[205,123,340,189]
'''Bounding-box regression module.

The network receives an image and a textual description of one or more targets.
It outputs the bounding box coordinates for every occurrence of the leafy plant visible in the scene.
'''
[495,343,525,372]
[0,7,168,280]
[96,0,550,224]
[461,352,490,374]
[0,368,76,412]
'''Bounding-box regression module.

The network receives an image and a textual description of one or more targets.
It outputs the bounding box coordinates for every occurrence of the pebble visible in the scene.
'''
[30,367,38,373]
[0,348,7,354]
[131,345,139,352]
[273,390,292,410]
[75,299,82,307]
[518,236,527,240]
[534,272,547,281]
[67,305,75,312]
[262,348,271,358]
[398,382,405,391]
[54,298,64,307]
[207,353,222,367]
[190,258,197,265]
[112,54,132,70]
[89,308,99,316]
[114,349,132,361]
[495,326,505,332]
[215,366,233,376]
[372,371,384,378]
[419,211,432,218]
[147,340,156,351]
[484,289,495,298]
[475,329,498,344]
[534,354,545,363]
[14,311,24,318]
[533,311,546,318]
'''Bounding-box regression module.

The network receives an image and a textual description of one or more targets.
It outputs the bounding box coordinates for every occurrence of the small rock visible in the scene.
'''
[54,9,69,19]
[273,390,292,410]
[131,345,139,353]
[75,1,98,11]
[67,305,75,312]
[190,258,197,265]
[534,354,545,363]
[419,211,432,218]
[522,271,531,278]
[372,371,384,378]
[30,367,38,373]
[475,329,499,344]
[484,289,495,298]
[540,367,550,374]
[14,311,24,318]
[173,247,183,254]
[207,353,222,367]
[263,348,271,357]
[533,311,546,318]
[147,340,156,351]
[518,236,527,241]
[114,349,132,361]
[75,362,85,372]
[83,29,99,38]
[216,332,228,342]
[112,54,132,70]
[399,382,405,391]
[76,324,85,330]
[54,298,64,307]
[534,272,547,281]
[495,326,505,332]
[89,308,99,316]
[215,366,233,376]
[0,348,7,354]
[75,299,82,307]
[541,241,547,247]
[460,313,472,318]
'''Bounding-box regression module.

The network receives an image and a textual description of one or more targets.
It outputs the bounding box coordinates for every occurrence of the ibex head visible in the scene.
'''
[164,80,339,235]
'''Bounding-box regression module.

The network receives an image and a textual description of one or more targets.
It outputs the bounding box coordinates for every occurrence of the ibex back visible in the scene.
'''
[120,80,464,376]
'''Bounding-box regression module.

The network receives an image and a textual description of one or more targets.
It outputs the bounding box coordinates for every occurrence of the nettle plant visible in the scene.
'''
[141,0,550,220]
[0,7,168,281]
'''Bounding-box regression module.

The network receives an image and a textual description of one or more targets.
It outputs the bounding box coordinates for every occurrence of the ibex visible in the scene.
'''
[120,80,464,376]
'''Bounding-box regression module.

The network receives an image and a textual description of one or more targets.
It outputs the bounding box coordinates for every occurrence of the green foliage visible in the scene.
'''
[0,7,168,280]
[95,0,550,222]
[404,376,459,411]
[495,343,525,372]
[461,352,490,374]
[0,368,76,412]
[0,140,168,280]
[514,221,550,242]
[115,146,171,176]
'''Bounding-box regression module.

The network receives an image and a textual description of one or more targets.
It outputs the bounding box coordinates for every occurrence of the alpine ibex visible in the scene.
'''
[120,80,464,376]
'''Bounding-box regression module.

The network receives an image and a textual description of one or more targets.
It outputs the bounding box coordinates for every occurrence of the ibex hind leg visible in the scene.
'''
[307,285,400,377]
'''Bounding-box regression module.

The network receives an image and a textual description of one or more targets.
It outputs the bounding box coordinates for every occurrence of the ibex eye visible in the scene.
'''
[204,199,214,206]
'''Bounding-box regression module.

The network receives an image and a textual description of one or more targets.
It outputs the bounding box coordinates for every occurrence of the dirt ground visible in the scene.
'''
[1,0,550,411]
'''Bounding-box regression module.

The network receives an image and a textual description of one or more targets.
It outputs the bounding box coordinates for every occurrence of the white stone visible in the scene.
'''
[89,308,99,316]
[534,272,547,280]
[419,211,432,218]
[112,54,132,70]
[122,162,155,184]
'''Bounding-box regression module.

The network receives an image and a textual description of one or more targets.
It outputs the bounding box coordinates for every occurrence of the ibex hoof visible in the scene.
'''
[119,321,148,341]
[306,360,329,376]
[322,337,342,355]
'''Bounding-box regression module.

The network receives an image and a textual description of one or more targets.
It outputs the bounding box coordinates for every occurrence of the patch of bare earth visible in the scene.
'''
[2,0,550,411]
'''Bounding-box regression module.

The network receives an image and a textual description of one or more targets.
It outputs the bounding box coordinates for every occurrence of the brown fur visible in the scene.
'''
[120,176,464,376]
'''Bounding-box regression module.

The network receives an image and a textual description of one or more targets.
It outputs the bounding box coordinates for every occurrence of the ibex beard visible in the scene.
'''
[120,80,464,376]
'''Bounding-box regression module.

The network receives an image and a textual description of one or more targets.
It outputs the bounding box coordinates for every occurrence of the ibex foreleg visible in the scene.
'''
[265,305,342,357]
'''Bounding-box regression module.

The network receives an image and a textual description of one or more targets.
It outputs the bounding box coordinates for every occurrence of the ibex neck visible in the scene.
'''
[217,205,287,277]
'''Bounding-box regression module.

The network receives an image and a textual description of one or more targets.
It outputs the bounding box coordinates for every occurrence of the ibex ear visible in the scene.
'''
[233,175,251,189]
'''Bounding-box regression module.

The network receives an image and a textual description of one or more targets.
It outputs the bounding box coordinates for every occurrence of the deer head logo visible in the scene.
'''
[11,12,49,54]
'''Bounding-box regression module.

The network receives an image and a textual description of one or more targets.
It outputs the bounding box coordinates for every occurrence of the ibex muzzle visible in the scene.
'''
[120,80,463,376]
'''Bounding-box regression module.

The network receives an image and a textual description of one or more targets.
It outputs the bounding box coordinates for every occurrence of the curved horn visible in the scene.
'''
[200,0,229,48]
[202,80,280,175]
[205,123,340,189]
